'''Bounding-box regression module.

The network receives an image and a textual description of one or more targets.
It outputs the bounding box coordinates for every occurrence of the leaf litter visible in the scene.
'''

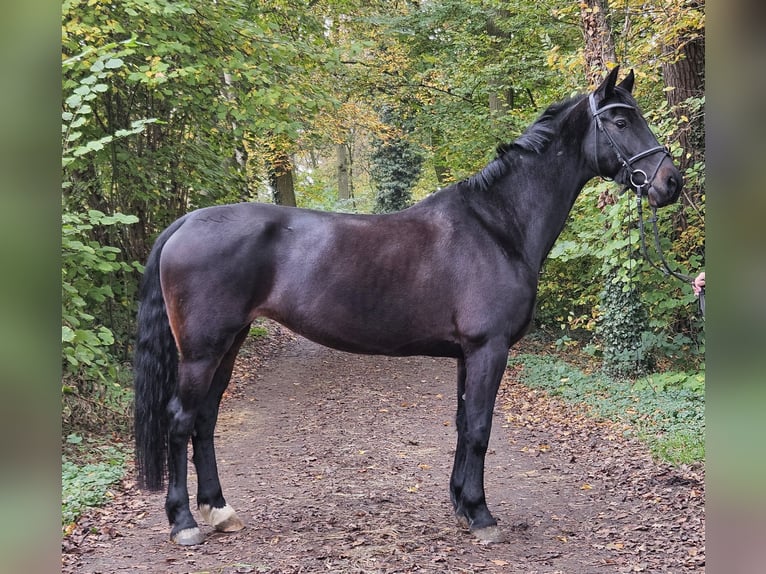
[63,326,703,573]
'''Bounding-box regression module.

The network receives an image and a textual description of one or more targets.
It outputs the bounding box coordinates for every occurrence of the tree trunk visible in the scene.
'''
[269,153,297,207]
[222,71,250,201]
[578,0,650,374]
[579,0,617,86]
[488,89,513,120]
[430,128,452,188]
[662,34,705,173]
[336,142,353,203]
[486,14,514,128]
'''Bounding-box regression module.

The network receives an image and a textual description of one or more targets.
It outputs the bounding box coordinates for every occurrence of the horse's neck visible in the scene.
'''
[473,148,592,269]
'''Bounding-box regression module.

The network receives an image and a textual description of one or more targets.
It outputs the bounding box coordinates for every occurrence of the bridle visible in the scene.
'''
[588,93,704,315]
[588,93,669,192]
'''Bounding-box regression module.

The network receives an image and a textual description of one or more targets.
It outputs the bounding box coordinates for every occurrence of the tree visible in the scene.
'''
[370,107,423,213]
[336,143,353,205]
[579,0,617,86]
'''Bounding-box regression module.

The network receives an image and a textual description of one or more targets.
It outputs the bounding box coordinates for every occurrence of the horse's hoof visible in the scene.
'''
[454,512,470,529]
[471,525,506,544]
[199,504,245,532]
[172,527,205,546]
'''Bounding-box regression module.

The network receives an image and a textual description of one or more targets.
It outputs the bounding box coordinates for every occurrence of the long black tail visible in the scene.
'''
[133,215,188,491]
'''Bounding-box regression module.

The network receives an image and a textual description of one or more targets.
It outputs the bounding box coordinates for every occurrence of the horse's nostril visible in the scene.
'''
[664,173,683,203]
[667,174,681,194]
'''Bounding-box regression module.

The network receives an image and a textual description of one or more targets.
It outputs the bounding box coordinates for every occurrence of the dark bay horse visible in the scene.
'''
[134,67,682,545]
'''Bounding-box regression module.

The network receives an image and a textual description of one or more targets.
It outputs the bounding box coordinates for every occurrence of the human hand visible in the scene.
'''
[692,272,705,297]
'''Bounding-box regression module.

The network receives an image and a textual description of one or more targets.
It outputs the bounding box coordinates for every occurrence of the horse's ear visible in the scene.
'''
[618,69,635,94]
[594,65,620,102]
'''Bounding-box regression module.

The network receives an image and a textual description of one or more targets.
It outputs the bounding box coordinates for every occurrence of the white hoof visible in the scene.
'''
[199,503,245,532]
[172,527,205,545]
[472,524,506,544]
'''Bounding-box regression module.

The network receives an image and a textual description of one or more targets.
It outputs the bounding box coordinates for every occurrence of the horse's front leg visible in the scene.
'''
[193,327,249,535]
[451,342,508,543]
[450,357,467,511]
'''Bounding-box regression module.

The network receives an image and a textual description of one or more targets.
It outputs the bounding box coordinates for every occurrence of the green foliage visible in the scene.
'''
[542,159,704,374]
[386,0,579,183]
[62,435,128,527]
[508,353,704,465]
[249,322,270,339]
[371,107,423,213]
[61,209,140,384]
[62,41,157,169]
[597,270,653,379]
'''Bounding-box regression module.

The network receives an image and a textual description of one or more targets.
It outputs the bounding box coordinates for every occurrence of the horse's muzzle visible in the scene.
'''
[647,162,683,208]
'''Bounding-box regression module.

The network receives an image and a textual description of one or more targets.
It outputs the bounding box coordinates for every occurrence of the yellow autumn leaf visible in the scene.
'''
[581,483,593,490]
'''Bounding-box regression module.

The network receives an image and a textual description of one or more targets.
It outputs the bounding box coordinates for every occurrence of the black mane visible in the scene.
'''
[467,95,584,192]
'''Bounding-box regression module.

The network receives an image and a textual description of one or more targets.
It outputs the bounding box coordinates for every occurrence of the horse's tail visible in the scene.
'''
[133,215,188,491]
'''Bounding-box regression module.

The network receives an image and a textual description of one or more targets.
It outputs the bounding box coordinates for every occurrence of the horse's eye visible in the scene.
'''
[615,118,628,129]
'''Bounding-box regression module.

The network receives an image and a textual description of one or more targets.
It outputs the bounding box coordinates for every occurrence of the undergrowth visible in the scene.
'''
[62,433,129,530]
[507,352,704,465]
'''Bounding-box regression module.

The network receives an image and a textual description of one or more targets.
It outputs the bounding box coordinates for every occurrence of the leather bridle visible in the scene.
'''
[588,93,670,193]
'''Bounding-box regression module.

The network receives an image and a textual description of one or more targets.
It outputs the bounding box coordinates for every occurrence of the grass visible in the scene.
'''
[507,352,705,465]
[249,317,271,339]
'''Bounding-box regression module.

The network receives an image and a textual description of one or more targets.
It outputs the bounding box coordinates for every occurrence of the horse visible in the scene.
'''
[133,67,682,546]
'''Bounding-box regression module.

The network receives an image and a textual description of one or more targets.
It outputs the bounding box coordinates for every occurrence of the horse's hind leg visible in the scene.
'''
[165,355,222,545]
[194,325,250,533]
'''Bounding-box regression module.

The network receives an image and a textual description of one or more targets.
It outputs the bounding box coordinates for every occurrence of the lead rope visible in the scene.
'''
[632,182,705,317]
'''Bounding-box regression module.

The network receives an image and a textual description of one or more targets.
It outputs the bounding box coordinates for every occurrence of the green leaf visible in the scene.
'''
[65,433,83,445]
[104,57,124,69]
[62,326,76,343]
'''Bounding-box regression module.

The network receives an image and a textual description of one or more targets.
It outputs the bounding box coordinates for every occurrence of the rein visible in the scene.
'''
[589,93,705,316]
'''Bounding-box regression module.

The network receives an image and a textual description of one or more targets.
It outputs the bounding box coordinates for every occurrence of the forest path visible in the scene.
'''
[64,330,704,573]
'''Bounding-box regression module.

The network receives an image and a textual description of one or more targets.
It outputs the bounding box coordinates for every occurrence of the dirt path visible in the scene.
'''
[64,329,704,573]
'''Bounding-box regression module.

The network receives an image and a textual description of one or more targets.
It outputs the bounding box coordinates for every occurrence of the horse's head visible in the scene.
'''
[586,66,683,208]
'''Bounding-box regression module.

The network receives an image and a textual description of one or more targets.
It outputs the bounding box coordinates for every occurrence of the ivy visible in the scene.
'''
[61,437,127,527]
[371,107,424,213]
[508,352,704,465]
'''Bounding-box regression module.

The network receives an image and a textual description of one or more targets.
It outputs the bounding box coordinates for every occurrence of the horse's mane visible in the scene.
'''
[466,95,584,192]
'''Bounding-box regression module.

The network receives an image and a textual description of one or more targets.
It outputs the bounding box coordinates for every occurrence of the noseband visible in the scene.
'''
[588,93,669,191]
